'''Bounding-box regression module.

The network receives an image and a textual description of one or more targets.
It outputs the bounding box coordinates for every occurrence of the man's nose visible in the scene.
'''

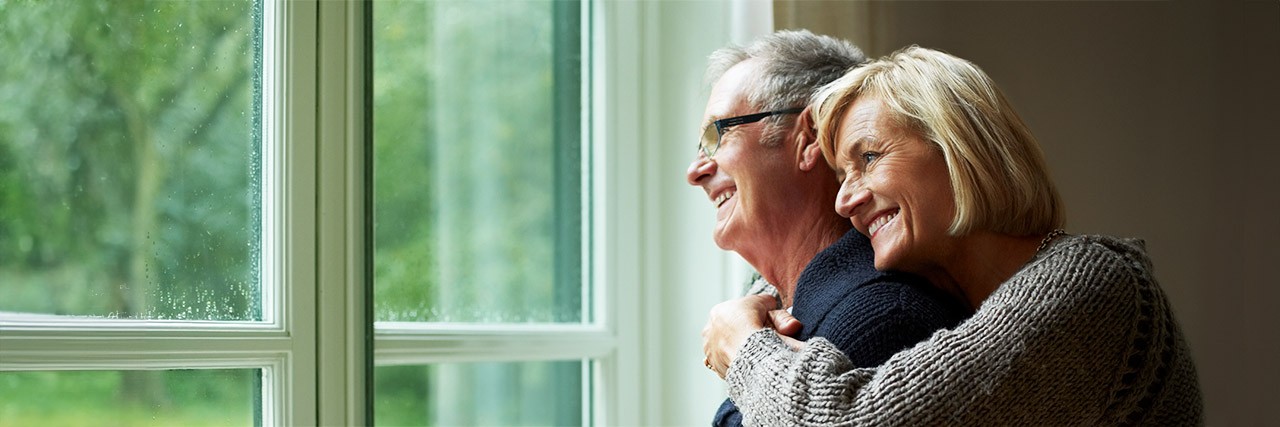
[686,153,716,186]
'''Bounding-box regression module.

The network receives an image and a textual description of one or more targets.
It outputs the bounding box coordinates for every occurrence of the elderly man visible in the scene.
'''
[685,30,971,426]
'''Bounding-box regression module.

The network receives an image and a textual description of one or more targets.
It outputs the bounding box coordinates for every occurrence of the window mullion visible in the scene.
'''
[280,0,317,426]
[0,323,294,369]
[374,326,613,365]
[313,0,369,426]
[0,338,290,370]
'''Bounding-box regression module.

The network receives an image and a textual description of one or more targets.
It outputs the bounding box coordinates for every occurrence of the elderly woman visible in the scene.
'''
[700,46,1203,425]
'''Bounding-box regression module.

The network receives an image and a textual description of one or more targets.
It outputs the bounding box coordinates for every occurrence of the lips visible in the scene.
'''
[868,209,899,237]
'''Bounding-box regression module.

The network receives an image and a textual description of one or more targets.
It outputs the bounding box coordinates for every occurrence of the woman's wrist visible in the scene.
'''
[727,329,789,389]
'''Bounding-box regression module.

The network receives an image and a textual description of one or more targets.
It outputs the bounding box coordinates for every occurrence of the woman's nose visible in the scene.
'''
[686,153,716,186]
[835,176,868,218]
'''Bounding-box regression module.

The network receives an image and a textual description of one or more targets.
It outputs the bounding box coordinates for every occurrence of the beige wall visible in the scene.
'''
[777,1,1280,424]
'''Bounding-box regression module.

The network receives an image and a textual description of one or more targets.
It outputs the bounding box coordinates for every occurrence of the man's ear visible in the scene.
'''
[795,106,823,172]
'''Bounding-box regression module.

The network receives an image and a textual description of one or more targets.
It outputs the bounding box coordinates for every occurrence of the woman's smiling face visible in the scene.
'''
[830,95,956,273]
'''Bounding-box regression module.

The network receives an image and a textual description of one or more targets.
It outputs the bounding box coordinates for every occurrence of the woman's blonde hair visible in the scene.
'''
[812,46,1064,236]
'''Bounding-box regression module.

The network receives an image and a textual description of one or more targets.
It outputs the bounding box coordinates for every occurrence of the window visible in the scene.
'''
[0,369,262,425]
[1,0,710,424]
[370,0,596,425]
[0,0,263,322]
[371,0,584,325]
[0,0,304,424]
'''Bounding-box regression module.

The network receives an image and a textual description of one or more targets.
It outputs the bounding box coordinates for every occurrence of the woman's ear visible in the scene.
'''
[796,106,823,171]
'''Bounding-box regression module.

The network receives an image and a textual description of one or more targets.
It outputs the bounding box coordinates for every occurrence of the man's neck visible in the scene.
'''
[753,214,850,307]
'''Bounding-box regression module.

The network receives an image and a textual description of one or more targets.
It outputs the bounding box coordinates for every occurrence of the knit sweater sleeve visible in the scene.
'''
[727,331,878,426]
[725,237,1197,425]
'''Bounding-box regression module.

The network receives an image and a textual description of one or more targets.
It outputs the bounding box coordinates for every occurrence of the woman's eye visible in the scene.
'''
[861,151,880,164]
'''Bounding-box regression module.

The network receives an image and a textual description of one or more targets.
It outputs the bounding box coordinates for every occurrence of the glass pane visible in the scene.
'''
[374,361,582,426]
[0,1,263,320]
[372,0,584,323]
[0,369,261,426]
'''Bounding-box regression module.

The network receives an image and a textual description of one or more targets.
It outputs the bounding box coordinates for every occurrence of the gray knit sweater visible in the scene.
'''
[726,235,1203,425]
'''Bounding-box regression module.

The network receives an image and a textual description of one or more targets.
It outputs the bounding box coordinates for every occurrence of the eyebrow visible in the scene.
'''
[840,135,875,159]
[701,113,725,129]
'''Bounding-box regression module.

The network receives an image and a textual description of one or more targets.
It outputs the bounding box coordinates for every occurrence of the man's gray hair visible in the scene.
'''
[706,30,867,146]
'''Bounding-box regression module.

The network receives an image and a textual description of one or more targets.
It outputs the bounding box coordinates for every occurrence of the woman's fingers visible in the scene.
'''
[702,295,804,378]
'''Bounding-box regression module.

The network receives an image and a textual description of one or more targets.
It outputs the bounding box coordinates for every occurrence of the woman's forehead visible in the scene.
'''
[836,98,887,144]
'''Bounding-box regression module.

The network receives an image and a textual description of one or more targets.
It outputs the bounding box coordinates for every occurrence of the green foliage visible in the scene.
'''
[1,0,588,423]
[0,0,260,422]
[374,366,435,426]
[0,0,259,319]
[369,1,587,424]
[0,369,257,427]
[371,0,582,323]
[373,362,582,427]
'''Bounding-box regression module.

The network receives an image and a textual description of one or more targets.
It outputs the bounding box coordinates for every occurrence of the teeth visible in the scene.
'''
[715,191,735,208]
[868,211,898,236]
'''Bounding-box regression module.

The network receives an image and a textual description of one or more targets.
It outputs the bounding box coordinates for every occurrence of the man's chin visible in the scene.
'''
[712,226,730,251]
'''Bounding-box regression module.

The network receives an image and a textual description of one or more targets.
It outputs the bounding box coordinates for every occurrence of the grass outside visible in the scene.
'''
[0,370,256,427]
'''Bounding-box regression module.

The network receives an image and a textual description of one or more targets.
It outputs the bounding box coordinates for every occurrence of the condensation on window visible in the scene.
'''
[0,0,264,321]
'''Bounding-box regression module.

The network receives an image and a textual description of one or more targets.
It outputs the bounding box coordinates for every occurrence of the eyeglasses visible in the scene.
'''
[698,107,804,159]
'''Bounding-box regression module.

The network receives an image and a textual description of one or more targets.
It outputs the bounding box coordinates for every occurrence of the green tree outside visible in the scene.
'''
[370,0,585,425]
[1,0,586,424]
[1,0,260,423]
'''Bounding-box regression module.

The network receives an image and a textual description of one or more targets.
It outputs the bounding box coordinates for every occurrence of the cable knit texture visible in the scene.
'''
[713,230,969,426]
[726,234,1203,426]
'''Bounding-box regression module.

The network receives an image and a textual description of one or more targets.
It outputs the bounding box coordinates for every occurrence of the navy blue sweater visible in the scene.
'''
[713,230,970,426]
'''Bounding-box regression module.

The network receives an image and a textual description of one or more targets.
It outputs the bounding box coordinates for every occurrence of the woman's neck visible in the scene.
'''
[918,231,1044,311]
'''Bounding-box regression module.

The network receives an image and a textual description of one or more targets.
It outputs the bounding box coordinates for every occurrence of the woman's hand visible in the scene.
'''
[702,295,806,378]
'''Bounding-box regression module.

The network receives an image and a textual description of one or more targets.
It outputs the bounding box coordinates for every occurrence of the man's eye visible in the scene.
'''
[861,151,881,163]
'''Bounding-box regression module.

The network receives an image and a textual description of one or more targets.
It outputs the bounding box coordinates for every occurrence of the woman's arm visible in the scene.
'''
[714,240,1149,425]
[727,330,876,426]
[701,295,802,376]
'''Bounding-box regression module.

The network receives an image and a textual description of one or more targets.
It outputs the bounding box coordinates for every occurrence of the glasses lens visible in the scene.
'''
[700,124,719,158]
